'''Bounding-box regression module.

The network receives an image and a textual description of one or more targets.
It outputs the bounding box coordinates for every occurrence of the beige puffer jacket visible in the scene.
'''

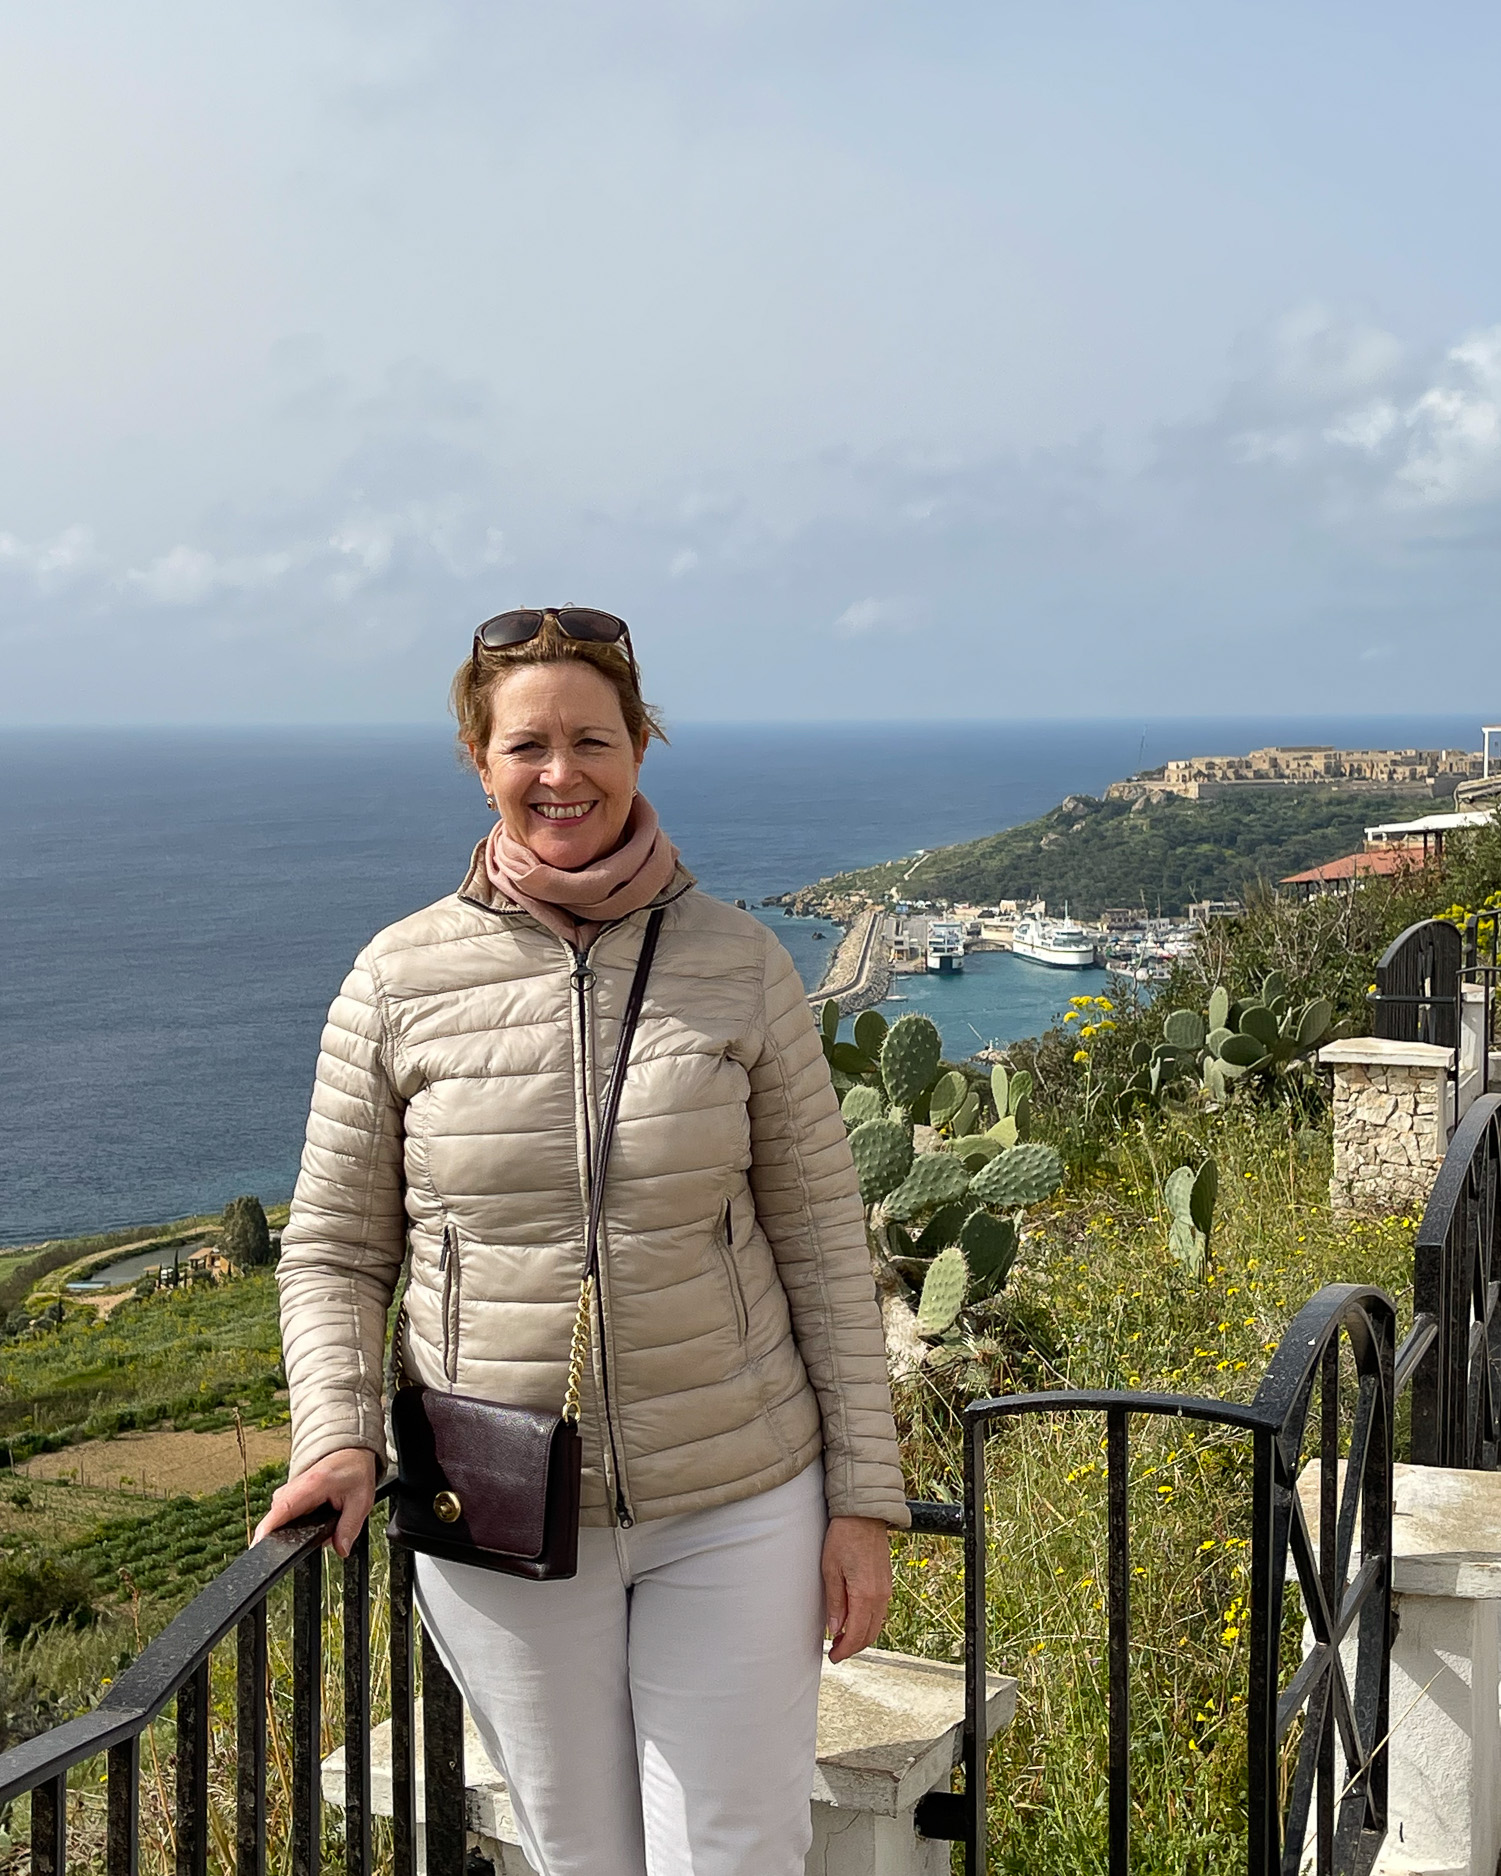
[277,847,910,1529]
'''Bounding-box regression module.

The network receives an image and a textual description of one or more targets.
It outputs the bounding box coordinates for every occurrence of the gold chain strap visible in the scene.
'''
[562,1275,595,1425]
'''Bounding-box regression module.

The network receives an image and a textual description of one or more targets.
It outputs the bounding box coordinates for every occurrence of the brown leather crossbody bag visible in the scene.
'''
[387,908,665,1580]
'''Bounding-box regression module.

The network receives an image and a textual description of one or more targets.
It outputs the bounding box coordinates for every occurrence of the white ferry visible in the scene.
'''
[925,919,965,973]
[1011,914,1097,969]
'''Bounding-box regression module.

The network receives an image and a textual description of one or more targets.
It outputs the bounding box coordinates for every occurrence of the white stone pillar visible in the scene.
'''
[1376,1465,1501,1876]
[1318,1039,1452,1215]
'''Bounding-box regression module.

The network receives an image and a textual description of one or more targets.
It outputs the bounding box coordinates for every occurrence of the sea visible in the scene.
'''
[0,714,1478,1246]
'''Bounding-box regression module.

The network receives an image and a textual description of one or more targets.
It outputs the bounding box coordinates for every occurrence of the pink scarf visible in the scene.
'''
[484,793,680,947]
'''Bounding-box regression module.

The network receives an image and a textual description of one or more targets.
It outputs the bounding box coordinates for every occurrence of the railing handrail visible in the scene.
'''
[1416,1091,1501,1250]
[0,1499,353,1803]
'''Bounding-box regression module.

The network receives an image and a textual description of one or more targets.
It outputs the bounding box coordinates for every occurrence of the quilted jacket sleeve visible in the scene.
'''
[746,941,911,1527]
[277,950,408,1478]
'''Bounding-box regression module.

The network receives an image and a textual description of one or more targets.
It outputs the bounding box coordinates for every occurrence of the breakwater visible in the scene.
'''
[805,908,891,1016]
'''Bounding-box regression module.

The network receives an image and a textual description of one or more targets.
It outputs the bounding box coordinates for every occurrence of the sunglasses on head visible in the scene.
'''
[471,607,640,691]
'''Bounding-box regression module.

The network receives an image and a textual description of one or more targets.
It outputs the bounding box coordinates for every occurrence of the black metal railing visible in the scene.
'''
[911,1284,1399,1876]
[3,1095,1499,1876]
[0,1481,479,1876]
[1370,918,1461,1048]
[1409,1092,1501,1466]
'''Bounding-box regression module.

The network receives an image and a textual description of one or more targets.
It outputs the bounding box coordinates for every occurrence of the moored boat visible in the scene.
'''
[1011,915,1097,969]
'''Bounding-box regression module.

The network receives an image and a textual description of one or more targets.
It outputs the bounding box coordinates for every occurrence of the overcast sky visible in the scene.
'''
[3,1,1501,724]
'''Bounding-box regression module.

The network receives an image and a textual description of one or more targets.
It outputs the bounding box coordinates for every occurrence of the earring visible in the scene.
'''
[485,795,496,809]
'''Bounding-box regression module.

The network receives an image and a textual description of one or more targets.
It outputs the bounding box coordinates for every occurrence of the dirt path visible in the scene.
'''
[21,1424,292,1496]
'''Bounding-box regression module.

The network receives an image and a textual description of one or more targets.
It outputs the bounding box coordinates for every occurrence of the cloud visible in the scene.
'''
[667,548,699,577]
[833,595,924,637]
[0,524,99,586]
[1171,308,1501,531]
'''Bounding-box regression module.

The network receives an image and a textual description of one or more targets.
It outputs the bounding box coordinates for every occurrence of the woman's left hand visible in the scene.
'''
[821,1515,892,1663]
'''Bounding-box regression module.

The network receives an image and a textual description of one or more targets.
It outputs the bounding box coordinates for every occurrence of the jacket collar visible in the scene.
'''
[457,838,697,921]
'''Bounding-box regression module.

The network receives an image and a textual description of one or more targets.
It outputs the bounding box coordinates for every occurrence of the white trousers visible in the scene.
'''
[415,1460,827,1876]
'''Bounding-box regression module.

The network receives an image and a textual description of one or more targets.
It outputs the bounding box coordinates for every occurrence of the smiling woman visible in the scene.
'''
[259,607,909,1876]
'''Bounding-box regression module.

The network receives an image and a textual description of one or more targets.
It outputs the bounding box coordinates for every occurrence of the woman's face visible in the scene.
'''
[473,661,646,869]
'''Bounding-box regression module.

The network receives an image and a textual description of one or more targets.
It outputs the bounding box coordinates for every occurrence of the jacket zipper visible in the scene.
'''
[716,1199,748,1341]
[438,1224,460,1383]
[571,944,634,1528]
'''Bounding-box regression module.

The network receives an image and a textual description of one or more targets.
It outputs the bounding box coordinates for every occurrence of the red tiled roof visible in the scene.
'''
[1280,846,1426,884]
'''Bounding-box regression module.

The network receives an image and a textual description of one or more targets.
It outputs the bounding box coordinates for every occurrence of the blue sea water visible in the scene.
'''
[0,714,1478,1245]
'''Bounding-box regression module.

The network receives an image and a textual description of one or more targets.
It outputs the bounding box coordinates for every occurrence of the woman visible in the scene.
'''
[258,608,910,1876]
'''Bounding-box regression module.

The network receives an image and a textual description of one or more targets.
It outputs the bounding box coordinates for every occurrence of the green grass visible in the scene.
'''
[883,1104,1415,1873]
[0,1273,285,1457]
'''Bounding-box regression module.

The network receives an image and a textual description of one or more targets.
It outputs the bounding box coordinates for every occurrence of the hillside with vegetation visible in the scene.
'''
[0,819,1495,1872]
[785,786,1429,916]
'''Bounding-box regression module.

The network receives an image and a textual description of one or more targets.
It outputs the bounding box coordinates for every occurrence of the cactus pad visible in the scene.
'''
[831,1041,880,1076]
[987,1114,1019,1148]
[880,1014,943,1109]
[989,1064,1009,1117]
[841,1085,886,1128]
[1297,998,1333,1048]
[853,1009,889,1060]
[1208,986,1231,1031]
[915,1200,970,1255]
[928,1070,969,1130]
[960,1210,1017,1291]
[916,1246,968,1339]
[820,1000,840,1044]
[848,1118,914,1206]
[886,1151,972,1221]
[968,1140,1064,1209]
[951,1091,981,1137]
[1238,1004,1280,1047]
[1218,1032,1269,1070]
[1163,1008,1205,1051]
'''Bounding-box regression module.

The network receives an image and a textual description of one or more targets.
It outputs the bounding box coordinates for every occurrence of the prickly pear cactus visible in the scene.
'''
[840,1085,886,1128]
[915,1200,970,1255]
[1208,985,1231,1032]
[1163,1008,1206,1051]
[959,1209,1017,1293]
[928,1070,969,1131]
[885,1151,972,1221]
[848,1117,914,1205]
[968,1140,1064,1210]
[951,1090,981,1137]
[879,1014,943,1110]
[1165,1158,1217,1276]
[916,1246,968,1339]
[853,1009,889,1060]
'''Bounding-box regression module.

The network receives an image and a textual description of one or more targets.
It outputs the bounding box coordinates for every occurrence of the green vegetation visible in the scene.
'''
[796,786,1431,917]
[219,1196,273,1268]
[61,1464,283,1603]
[0,1271,285,1459]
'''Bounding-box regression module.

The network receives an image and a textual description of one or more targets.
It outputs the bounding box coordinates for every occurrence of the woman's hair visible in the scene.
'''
[451,617,668,767]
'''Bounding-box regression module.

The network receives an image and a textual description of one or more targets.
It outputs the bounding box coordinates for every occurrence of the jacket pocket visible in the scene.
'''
[439,1224,461,1383]
[715,1200,748,1342]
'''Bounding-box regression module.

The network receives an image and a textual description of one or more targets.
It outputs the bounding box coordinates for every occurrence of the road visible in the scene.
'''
[806,907,887,1011]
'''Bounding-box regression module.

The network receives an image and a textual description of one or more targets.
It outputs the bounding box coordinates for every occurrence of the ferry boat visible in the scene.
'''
[1011,914,1097,969]
[925,919,966,973]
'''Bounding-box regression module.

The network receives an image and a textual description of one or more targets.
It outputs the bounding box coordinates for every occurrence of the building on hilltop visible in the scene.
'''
[1106,743,1482,802]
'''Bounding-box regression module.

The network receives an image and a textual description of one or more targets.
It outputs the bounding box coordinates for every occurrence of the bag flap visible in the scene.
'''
[392,1387,563,1560]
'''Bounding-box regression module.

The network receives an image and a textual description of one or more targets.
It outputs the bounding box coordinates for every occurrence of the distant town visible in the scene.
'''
[788,731,1501,1005]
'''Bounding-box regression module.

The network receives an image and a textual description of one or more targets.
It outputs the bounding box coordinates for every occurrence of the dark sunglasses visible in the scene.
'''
[471,607,640,691]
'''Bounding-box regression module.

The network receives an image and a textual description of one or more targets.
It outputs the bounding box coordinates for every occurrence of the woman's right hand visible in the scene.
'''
[254,1447,378,1559]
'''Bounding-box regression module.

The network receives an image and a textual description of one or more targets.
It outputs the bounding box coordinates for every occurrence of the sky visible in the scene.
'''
[3,1,1501,725]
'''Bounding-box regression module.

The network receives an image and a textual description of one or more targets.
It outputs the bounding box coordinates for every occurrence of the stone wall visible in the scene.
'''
[1321,1039,1451,1216]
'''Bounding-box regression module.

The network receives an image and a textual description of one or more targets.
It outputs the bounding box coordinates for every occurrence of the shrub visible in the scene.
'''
[220,1196,272,1268]
[0,1557,96,1639]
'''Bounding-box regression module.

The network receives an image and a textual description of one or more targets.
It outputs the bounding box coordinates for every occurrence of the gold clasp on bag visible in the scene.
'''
[433,1491,462,1523]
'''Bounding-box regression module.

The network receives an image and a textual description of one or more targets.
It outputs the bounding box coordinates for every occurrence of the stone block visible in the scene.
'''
[322,1646,1018,1876]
